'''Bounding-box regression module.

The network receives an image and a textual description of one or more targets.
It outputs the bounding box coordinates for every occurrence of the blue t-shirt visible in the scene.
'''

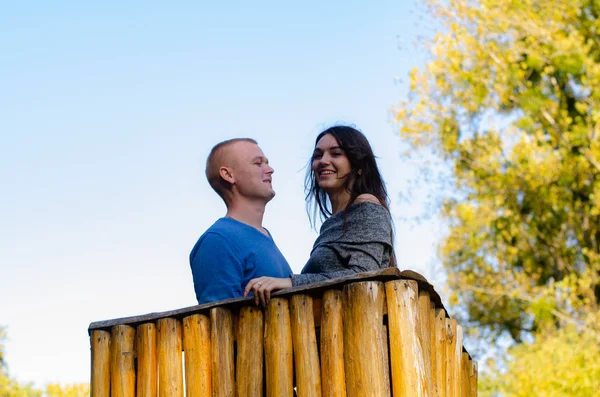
[190,217,293,304]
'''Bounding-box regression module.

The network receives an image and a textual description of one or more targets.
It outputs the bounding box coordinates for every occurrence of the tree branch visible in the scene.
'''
[465,284,600,341]
[540,109,600,173]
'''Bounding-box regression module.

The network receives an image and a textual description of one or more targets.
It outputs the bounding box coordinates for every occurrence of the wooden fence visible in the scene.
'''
[89,268,477,397]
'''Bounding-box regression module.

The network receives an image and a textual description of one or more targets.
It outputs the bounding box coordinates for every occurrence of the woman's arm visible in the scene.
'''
[244,197,392,305]
[291,243,388,286]
[293,198,393,286]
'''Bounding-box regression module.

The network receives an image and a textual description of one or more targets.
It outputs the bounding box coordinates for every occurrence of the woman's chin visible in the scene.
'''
[317,182,332,191]
[318,185,341,196]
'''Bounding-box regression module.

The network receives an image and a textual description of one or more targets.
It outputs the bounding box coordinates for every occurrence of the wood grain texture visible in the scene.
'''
[88,270,479,397]
[210,307,235,397]
[343,281,387,397]
[444,319,457,397]
[236,306,264,397]
[90,330,110,397]
[470,361,478,397]
[454,324,464,397]
[264,297,294,397]
[385,280,427,397]
[461,352,470,397]
[136,323,157,397]
[429,303,440,397]
[320,289,347,397]
[434,309,447,397]
[183,314,211,397]
[290,295,322,397]
[157,318,184,397]
[110,325,135,397]
[418,291,433,396]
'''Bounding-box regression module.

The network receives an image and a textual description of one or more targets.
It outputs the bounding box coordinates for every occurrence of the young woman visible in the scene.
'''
[244,125,395,305]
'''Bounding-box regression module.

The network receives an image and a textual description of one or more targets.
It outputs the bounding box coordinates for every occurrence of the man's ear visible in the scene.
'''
[219,166,235,184]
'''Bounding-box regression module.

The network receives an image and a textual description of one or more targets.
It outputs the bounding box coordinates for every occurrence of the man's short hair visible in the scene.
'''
[205,138,258,200]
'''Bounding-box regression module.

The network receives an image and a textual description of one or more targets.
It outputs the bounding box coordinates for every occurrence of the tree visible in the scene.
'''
[479,324,600,396]
[395,0,600,345]
[45,383,89,397]
[395,0,600,393]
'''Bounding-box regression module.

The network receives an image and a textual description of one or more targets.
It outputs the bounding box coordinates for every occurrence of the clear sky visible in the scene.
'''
[1,0,444,387]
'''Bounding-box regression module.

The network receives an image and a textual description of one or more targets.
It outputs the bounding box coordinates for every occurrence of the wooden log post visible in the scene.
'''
[90,330,111,397]
[157,318,184,397]
[461,352,470,397]
[136,323,157,397]
[444,319,457,397]
[264,297,294,397]
[454,324,464,397]
[470,361,478,397]
[429,303,440,397]
[385,280,427,397]
[111,325,135,397]
[290,295,322,397]
[236,306,264,397]
[343,281,387,397]
[434,310,448,397]
[183,314,212,397]
[418,291,433,396]
[320,289,347,397]
[210,307,235,397]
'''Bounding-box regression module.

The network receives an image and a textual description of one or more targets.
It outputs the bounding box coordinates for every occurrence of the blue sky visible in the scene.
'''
[1,0,444,386]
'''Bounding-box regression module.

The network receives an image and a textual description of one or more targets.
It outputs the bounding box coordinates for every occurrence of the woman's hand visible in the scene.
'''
[244,277,292,306]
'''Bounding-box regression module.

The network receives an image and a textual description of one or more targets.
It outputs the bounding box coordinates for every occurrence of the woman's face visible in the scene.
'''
[312,133,353,195]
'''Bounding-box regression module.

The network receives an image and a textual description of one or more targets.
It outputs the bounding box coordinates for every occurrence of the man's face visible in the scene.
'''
[229,141,275,202]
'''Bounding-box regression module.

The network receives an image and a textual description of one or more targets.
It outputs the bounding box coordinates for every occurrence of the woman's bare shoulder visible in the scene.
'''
[353,193,382,205]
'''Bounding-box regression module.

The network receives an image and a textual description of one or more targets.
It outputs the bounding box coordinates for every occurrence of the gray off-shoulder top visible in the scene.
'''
[291,201,393,286]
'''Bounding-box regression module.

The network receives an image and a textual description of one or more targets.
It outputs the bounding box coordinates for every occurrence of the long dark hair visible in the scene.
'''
[304,125,396,266]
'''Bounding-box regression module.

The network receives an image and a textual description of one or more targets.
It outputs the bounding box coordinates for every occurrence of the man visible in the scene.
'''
[190,138,292,304]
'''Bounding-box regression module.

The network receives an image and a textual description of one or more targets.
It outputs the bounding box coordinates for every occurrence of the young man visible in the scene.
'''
[190,138,292,304]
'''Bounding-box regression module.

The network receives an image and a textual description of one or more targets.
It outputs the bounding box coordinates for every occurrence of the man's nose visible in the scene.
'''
[266,164,274,174]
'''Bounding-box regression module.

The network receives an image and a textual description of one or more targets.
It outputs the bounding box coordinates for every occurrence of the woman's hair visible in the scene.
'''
[304,125,396,266]
[305,125,390,220]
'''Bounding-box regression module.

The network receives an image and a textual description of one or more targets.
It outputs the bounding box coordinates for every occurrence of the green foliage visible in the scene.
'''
[480,319,600,396]
[395,0,600,344]
[0,377,41,397]
[45,383,89,397]
[396,1,600,393]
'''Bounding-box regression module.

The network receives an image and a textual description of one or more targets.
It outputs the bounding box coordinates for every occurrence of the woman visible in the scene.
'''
[244,125,395,305]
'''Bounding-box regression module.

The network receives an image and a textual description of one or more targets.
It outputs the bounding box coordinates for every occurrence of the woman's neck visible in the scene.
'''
[329,191,351,215]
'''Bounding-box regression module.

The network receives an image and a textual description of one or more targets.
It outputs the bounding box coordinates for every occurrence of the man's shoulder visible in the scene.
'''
[202,217,230,235]
[196,219,237,247]
[202,217,259,239]
[195,218,265,253]
[191,219,242,263]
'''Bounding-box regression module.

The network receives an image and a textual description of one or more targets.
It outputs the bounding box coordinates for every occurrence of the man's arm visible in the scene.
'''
[190,233,244,304]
